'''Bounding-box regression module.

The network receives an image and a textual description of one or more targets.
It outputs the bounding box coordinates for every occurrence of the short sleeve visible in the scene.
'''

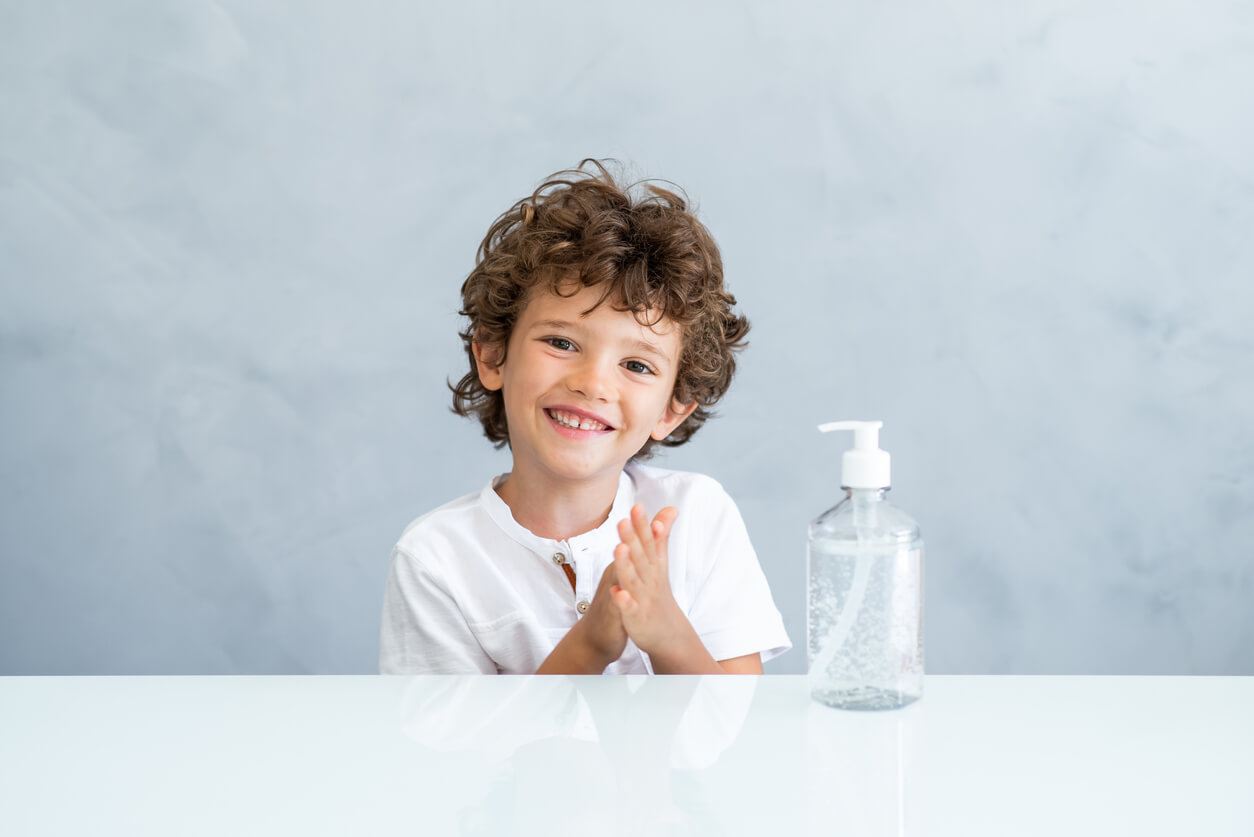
[379,547,497,674]
[683,483,792,665]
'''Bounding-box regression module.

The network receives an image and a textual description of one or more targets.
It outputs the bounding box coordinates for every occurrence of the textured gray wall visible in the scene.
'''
[2,0,1251,674]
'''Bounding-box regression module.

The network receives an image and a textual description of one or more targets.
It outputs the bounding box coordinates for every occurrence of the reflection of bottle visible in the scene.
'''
[808,421,924,710]
[807,697,920,835]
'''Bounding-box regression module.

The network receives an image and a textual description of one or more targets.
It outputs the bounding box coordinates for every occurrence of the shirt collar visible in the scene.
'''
[480,468,637,557]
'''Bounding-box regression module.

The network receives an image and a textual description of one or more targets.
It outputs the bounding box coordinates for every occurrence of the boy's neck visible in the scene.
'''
[495,466,623,542]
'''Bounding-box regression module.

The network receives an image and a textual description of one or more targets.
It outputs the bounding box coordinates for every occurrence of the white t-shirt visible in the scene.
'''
[379,463,791,674]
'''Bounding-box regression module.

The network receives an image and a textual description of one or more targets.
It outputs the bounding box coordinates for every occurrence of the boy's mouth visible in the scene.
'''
[545,408,613,432]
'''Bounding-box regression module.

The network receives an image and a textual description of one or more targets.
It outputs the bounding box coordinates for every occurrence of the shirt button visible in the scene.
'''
[552,553,565,565]
[576,600,589,614]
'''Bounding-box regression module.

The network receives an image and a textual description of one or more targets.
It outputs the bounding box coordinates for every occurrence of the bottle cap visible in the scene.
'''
[818,420,891,488]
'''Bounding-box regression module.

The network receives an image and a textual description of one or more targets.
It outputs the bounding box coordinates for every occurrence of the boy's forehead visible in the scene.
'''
[522,282,679,338]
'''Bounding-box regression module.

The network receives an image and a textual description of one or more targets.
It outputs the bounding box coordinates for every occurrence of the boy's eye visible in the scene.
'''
[623,360,655,375]
[545,337,574,351]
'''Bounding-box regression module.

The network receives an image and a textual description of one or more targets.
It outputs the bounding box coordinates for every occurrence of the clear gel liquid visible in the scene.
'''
[808,537,923,711]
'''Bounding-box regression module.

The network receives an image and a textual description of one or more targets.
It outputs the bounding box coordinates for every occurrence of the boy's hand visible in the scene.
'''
[536,561,626,674]
[580,560,629,664]
[609,504,688,655]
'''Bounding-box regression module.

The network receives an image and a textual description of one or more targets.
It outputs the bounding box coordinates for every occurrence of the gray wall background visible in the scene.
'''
[2,0,1251,675]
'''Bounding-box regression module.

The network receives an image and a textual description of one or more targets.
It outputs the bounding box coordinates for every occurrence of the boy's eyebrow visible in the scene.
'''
[529,319,672,364]
[628,338,670,364]
[529,319,581,333]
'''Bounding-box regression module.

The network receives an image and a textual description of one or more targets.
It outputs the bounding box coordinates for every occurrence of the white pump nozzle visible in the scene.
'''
[818,420,891,488]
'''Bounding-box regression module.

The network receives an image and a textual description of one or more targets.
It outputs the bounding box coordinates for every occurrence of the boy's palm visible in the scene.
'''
[610,504,686,654]
[582,561,629,663]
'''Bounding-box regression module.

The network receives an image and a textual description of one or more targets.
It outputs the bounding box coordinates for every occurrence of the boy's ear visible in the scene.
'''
[472,341,505,391]
[650,397,699,441]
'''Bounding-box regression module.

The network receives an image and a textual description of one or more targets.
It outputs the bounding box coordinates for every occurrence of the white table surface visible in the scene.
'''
[2,675,1251,836]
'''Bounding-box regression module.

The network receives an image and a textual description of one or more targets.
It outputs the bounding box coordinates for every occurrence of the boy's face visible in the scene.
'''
[473,282,696,488]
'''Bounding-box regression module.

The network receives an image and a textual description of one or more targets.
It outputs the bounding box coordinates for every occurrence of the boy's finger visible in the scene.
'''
[617,515,655,581]
[630,504,656,557]
[612,542,643,590]
[593,562,618,596]
[610,585,635,613]
[651,506,679,563]
[641,504,670,567]
[617,517,644,561]
[654,506,679,535]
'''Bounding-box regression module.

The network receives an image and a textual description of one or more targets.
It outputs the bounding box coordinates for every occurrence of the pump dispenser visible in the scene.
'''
[808,420,924,710]
[819,420,890,488]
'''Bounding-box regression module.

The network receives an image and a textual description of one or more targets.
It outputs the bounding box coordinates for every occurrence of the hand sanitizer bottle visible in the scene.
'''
[808,421,924,710]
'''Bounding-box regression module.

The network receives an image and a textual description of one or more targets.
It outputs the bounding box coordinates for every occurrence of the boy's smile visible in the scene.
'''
[473,282,696,497]
[546,405,614,436]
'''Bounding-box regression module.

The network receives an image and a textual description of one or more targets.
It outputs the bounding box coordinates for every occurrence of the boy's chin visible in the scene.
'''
[532,454,631,484]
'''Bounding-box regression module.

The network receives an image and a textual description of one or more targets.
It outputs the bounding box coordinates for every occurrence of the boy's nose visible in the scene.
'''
[565,357,615,401]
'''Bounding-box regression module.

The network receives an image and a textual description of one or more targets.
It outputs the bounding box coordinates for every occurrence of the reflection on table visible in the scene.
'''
[1,675,1251,836]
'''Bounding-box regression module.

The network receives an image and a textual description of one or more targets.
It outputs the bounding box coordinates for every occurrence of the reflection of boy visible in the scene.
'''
[380,160,790,674]
[398,677,760,831]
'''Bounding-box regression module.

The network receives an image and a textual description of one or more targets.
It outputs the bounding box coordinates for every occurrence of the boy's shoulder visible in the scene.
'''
[395,482,489,558]
[626,462,734,506]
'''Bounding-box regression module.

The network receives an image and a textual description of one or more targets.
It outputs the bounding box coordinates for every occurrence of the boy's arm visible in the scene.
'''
[381,547,498,674]
[610,505,762,674]
[645,630,763,674]
[535,562,628,674]
[717,653,763,674]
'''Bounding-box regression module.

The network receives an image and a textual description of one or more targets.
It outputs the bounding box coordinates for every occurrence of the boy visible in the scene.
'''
[380,160,789,674]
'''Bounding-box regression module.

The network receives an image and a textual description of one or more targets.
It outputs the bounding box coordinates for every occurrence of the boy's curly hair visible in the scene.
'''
[450,159,749,460]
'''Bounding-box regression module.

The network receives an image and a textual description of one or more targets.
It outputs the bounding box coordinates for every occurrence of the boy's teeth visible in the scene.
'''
[550,409,607,431]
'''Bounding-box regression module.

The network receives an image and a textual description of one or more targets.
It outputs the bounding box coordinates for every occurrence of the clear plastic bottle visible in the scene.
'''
[808,421,924,710]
